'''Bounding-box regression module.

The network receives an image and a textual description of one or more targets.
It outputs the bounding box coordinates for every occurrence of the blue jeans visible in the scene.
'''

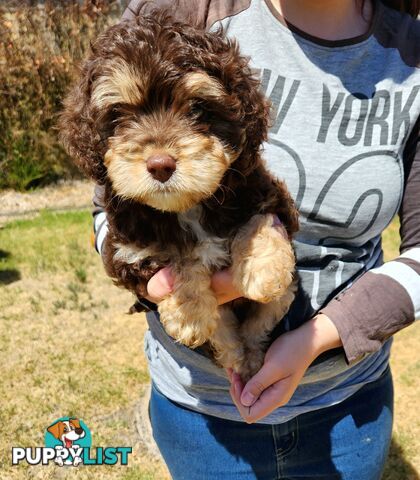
[149,366,393,479]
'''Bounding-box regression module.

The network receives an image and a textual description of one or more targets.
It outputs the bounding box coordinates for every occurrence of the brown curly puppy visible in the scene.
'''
[59,7,299,381]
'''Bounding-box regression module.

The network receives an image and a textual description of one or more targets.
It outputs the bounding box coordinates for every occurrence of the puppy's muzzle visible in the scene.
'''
[147,153,176,183]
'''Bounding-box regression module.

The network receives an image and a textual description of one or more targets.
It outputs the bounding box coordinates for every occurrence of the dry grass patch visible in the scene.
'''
[0,211,418,479]
[0,209,169,479]
[381,216,420,480]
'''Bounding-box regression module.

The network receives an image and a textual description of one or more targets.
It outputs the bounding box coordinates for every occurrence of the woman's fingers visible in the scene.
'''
[146,266,174,302]
[228,370,294,424]
[146,266,242,305]
[229,372,246,413]
[240,360,281,407]
[210,268,242,305]
[242,377,294,423]
[145,266,241,305]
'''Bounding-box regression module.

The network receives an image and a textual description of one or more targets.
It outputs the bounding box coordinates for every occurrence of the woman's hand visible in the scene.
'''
[227,313,342,423]
[145,265,242,305]
[145,266,175,303]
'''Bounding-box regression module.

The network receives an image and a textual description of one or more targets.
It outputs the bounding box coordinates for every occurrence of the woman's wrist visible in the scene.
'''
[303,313,343,360]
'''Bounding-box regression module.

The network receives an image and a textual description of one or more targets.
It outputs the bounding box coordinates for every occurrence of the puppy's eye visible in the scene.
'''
[110,104,123,120]
[96,104,126,141]
[190,104,204,118]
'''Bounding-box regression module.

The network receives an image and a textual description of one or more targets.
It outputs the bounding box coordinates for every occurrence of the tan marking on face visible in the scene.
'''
[92,60,146,109]
[181,72,226,101]
[104,117,238,212]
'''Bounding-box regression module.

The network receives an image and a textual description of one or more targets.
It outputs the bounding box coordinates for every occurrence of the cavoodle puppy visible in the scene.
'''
[59,8,299,381]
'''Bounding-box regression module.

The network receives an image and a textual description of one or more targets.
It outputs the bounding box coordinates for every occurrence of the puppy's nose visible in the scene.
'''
[146,154,176,183]
[75,428,83,435]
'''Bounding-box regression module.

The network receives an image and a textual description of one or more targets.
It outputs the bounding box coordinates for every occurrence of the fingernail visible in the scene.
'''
[163,267,175,291]
[160,277,173,293]
[241,392,256,407]
[234,381,241,395]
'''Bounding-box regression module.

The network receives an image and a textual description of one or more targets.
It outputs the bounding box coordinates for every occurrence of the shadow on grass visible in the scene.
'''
[0,249,21,285]
[0,249,10,259]
[0,269,21,285]
[383,438,419,480]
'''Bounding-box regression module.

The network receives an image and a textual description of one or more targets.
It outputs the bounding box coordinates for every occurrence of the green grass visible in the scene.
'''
[382,216,401,262]
[0,211,419,479]
[0,209,93,277]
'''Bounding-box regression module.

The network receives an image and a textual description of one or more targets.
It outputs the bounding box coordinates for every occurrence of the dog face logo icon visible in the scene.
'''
[47,418,85,449]
[45,417,91,467]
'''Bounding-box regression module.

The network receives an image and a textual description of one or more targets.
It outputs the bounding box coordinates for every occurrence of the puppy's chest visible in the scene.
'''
[114,207,230,271]
[177,207,230,270]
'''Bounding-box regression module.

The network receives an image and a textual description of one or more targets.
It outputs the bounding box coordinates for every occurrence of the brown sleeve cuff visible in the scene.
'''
[319,270,415,365]
[121,0,141,20]
[320,296,371,365]
[120,0,210,27]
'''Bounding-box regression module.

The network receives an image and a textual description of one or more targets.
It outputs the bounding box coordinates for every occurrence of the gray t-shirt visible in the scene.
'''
[94,0,420,423]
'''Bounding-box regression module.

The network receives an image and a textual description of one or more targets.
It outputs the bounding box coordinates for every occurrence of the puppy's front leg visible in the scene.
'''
[209,306,245,372]
[158,261,219,348]
[238,289,296,381]
[231,214,295,303]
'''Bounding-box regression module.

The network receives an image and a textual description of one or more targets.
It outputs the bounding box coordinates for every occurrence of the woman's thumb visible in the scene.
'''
[147,266,174,301]
[240,364,276,407]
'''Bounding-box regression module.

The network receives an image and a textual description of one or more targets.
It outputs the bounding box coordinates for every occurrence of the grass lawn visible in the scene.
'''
[0,210,418,479]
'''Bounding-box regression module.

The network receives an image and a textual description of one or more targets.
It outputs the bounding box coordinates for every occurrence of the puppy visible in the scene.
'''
[59,8,299,381]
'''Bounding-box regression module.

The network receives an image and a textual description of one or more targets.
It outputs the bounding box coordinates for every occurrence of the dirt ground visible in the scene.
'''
[0,180,94,226]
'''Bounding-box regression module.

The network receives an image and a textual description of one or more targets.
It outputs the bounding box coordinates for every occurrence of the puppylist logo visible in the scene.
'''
[12,417,132,467]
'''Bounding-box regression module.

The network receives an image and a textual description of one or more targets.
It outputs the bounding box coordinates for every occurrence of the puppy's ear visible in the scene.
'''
[233,72,271,175]
[59,59,107,184]
[216,40,271,175]
[47,421,64,440]
[240,77,271,163]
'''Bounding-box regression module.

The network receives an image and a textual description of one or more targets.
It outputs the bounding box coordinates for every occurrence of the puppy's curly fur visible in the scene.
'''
[59,8,299,380]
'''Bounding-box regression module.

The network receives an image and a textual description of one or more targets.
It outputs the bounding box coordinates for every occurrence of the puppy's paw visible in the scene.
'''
[239,257,294,303]
[213,343,246,373]
[232,215,295,303]
[237,349,266,383]
[159,295,219,348]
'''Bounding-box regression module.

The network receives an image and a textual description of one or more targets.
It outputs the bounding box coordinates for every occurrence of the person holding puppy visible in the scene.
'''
[92,0,420,478]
